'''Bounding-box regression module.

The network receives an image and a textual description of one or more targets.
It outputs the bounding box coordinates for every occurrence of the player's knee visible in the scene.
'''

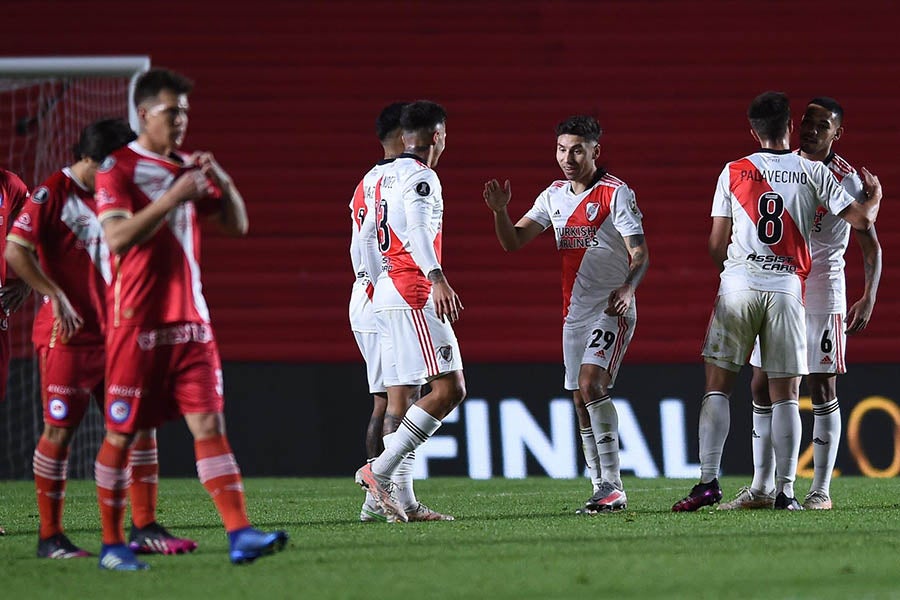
[440,371,466,407]
[577,377,607,403]
[43,424,75,447]
[105,430,134,449]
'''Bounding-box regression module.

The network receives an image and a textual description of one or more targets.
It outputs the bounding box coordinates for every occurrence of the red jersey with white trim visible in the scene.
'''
[524,172,644,326]
[711,149,855,302]
[0,169,30,285]
[349,159,393,332]
[806,152,864,314]
[94,141,222,327]
[372,154,443,312]
[7,168,110,346]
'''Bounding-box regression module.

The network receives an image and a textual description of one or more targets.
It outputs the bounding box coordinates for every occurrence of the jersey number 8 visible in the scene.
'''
[756,192,784,245]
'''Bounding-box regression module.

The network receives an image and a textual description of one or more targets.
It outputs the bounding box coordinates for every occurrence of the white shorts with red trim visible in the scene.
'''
[704,290,807,377]
[563,306,636,391]
[376,305,463,387]
[749,311,846,375]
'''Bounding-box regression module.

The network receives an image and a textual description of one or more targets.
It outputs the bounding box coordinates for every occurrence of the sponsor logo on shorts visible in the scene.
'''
[48,397,69,420]
[820,356,833,365]
[437,345,453,364]
[594,349,606,359]
[137,322,213,350]
[48,384,76,395]
[107,384,143,398]
[108,399,131,424]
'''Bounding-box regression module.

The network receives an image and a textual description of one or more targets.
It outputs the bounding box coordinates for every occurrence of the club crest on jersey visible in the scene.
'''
[31,186,49,204]
[437,345,453,363]
[108,399,131,424]
[585,202,600,222]
[415,181,431,196]
[99,156,116,173]
[49,397,69,420]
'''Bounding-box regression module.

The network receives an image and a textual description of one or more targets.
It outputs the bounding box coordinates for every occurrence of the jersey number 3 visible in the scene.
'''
[376,199,391,252]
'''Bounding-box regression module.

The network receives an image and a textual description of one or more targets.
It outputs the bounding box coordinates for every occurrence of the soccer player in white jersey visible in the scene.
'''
[718,97,882,511]
[672,91,882,512]
[483,115,649,513]
[354,101,465,523]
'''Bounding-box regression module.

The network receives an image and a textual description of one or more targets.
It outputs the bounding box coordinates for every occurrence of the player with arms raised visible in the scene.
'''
[483,115,649,513]
[355,101,465,523]
[92,69,287,569]
[672,91,881,512]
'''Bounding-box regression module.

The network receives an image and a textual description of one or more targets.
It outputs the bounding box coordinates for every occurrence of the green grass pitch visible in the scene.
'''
[1,476,899,599]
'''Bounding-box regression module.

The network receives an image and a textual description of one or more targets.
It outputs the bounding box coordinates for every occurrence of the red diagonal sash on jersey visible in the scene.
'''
[380,179,434,310]
[729,158,811,282]
[560,186,612,318]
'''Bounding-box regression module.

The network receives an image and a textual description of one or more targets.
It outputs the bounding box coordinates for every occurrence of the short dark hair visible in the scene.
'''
[375,102,409,141]
[747,91,791,141]
[400,101,447,135]
[133,68,194,107]
[808,96,844,124]
[555,115,602,143]
[72,118,137,162]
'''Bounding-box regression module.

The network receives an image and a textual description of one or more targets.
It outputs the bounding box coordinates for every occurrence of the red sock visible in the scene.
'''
[128,437,159,529]
[95,440,130,545]
[195,435,251,532]
[33,437,69,540]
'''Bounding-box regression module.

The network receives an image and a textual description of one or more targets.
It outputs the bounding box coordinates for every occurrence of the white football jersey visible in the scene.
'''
[372,154,444,312]
[805,152,865,314]
[349,159,393,332]
[524,172,644,327]
[711,149,855,302]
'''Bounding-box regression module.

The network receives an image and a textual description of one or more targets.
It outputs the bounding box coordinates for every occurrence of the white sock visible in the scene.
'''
[771,399,801,498]
[372,405,441,478]
[393,449,418,510]
[585,395,621,489]
[810,398,841,496]
[699,392,730,483]
[750,402,775,494]
[579,427,602,490]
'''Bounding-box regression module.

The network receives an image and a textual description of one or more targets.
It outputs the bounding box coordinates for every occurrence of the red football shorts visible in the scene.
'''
[105,322,224,434]
[39,344,105,427]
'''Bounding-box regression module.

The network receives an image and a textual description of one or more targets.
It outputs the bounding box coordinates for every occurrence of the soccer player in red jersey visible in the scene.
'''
[0,168,30,401]
[6,119,198,559]
[92,69,286,570]
[483,115,649,513]
[672,92,881,512]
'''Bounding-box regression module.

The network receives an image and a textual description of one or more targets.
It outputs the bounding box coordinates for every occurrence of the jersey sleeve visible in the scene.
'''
[711,164,733,218]
[523,187,553,229]
[95,158,133,221]
[4,171,30,225]
[610,184,644,237]
[813,162,856,216]
[7,185,52,252]
[402,169,442,275]
[840,171,866,203]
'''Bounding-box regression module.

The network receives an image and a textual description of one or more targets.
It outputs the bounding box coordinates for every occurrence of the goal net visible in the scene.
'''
[0,56,149,479]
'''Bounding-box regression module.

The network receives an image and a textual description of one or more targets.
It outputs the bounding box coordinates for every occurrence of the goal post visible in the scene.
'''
[0,55,149,479]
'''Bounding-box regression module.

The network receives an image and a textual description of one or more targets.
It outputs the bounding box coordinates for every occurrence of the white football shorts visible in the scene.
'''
[749,311,846,375]
[563,306,636,391]
[352,330,386,394]
[703,289,807,377]
[376,305,463,387]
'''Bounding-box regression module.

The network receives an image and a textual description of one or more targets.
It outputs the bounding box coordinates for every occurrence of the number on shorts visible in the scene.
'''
[375,199,390,252]
[820,329,833,353]
[589,328,616,350]
[757,191,784,245]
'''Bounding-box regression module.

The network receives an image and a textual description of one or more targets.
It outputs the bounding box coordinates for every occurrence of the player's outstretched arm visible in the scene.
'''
[483,179,543,251]
[606,234,649,316]
[103,170,210,254]
[193,152,248,237]
[838,167,882,231]
[3,241,83,339]
[846,223,882,334]
[708,217,731,273]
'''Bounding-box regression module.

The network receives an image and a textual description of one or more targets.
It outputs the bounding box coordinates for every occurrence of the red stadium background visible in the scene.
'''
[3,0,897,367]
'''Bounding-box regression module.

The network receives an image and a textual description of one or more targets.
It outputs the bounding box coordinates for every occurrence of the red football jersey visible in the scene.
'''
[0,168,31,284]
[94,141,222,327]
[8,168,110,346]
